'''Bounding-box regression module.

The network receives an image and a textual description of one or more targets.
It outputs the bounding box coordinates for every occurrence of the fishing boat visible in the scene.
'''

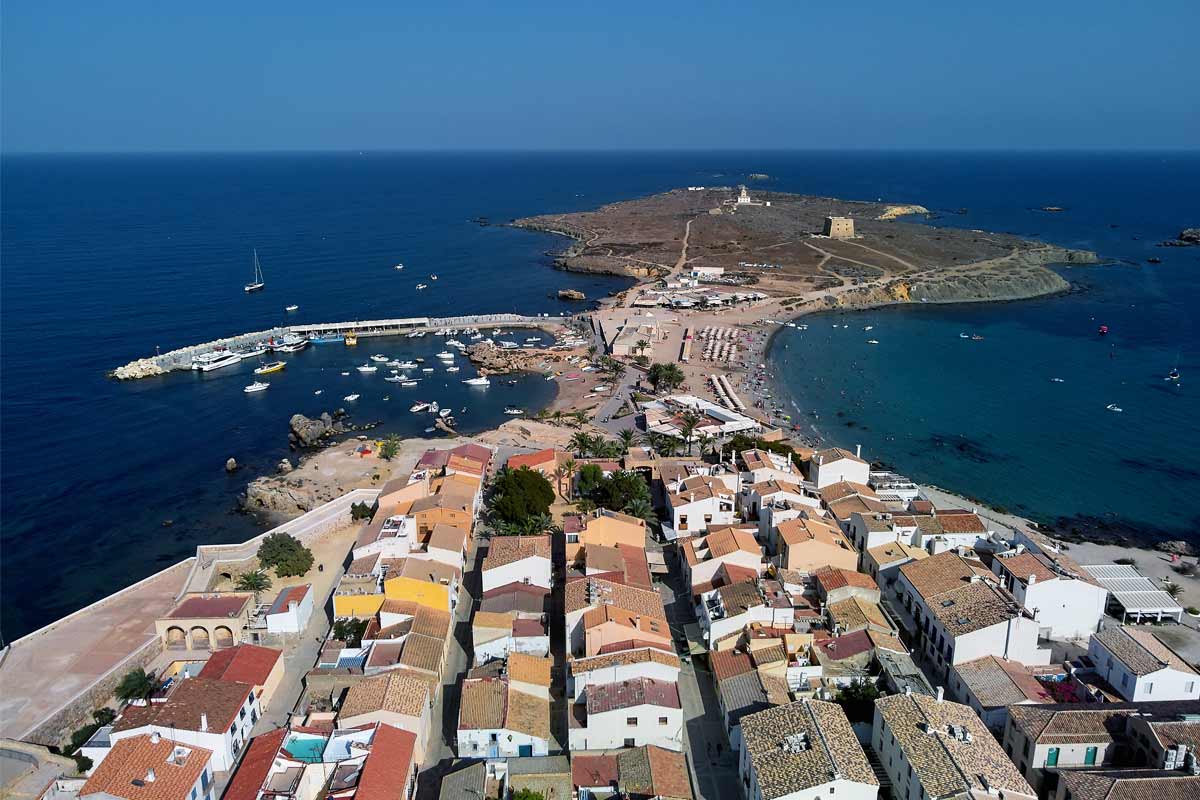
[436,351,454,359]
[370,354,389,362]
[357,364,378,373]
[504,407,525,415]
[446,366,460,372]
[343,394,360,402]
[1106,403,1123,412]
[384,374,406,383]
[416,283,428,290]
[244,249,265,292]
[254,360,286,375]
[192,351,242,371]
[285,304,299,312]
[421,367,434,373]
[394,262,404,270]
[867,339,880,345]
[400,380,418,387]
[309,333,345,344]
[345,332,358,346]
[395,360,417,369]
[244,381,270,393]
[410,402,429,412]
[463,376,490,386]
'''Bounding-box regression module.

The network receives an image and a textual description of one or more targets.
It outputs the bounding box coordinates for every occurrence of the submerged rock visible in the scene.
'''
[1161,228,1200,247]
[225,457,239,473]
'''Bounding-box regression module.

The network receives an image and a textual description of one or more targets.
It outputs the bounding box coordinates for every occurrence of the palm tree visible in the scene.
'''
[550,409,565,426]
[569,432,595,457]
[617,428,636,453]
[571,409,590,428]
[551,464,569,500]
[587,344,598,360]
[678,410,702,455]
[115,668,155,703]
[559,458,577,498]
[1164,581,1184,600]
[623,497,657,523]
[635,339,650,357]
[696,433,716,459]
[235,569,272,604]
[576,497,597,514]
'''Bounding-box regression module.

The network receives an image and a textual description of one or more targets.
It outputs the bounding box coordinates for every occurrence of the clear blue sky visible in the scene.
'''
[3,0,1197,152]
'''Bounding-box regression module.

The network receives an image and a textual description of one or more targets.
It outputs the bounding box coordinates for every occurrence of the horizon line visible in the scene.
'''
[4,146,1200,157]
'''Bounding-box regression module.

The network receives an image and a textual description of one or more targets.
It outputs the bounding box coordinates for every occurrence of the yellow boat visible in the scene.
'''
[254,360,286,375]
[345,331,359,346]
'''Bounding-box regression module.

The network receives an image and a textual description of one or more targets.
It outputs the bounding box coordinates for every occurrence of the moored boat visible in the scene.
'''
[244,381,270,393]
[254,360,286,375]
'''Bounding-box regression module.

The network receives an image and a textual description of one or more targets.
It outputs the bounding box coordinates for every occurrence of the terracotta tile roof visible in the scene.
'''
[829,597,890,633]
[222,730,285,800]
[618,544,654,588]
[596,638,677,656]
[741,700,876,799]
[1096,626,1198,676]
[617,745,692,800]
[573,754,619,789]
[826,495,889,520]
[710,649,756,681]
[571,646,681,675]
[582,604,669,638]
[483,535,551,569]
[480,582,549,615]
[512,618,545,638]
[750,643,788,668]
[815,447,866,465]
[875,693,1033,798]
[397,556,460,585]
[866,540,927,567]
[1008,705,1134,745]
[339,670,431,718]
[927,580,1022,636]
[953,655,1054,708]
[347,553,382,577]
[814,566,878,593]
[936,511,987,534]
[506,448,560,471]
[450,442,493,465]
[410,605,451,639]
[427,523,468,553]
[1057,770,1200,800]
[587,677,681,714]
[505,687,550,741]
[714,580,765,616]
[459,678,508,729]
[693,528,761,559]
[197,644,281,687]
[113,678,252,734]
[565,576,666,619]
[81,735,212,800]
[818,481,875,504]
[899,551,994,600]
[398,633,444,674]
[814,630,875,662]
[356,724,416,800]
[777,516,852,549]
[267,585,310,615]
[471,611,514,631]
[167,595,249,619]
[507,653,552,687]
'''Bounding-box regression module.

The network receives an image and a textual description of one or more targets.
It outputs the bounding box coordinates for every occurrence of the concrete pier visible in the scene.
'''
[111,312,565,380]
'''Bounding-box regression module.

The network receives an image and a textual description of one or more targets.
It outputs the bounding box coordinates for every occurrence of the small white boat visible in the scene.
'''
[545,374,555,381]
[470,333,483,340]
[429,402,440,413]
[1051,377,1065,383]
[430,274,439,280]
[344,394,360,402]
[504,407,525,415]
[463,376,490,386]
[424,427,436,433]
[436,351,454,359]
[340,371,350,376]
[410,402,429,412]
[384,375,406,383]
[244,249,265,293]
[864,325,874,331]
[395,360,417,369]
[370,354,389,362]
[1106,403,1123,412]
[285,304,299,312]
[314,390,323,395]
[959,332,970,339]
[867,339,880,345]
[394,263,404,270]
[416,283,428,290]
[243,381,270,393]
[525,337,540,343]
[421,367,434,373]
[357,364,378,373]
[401,380,418,387]
[446,366,461,372]
[439,408,452,418]
[492,328,502,335]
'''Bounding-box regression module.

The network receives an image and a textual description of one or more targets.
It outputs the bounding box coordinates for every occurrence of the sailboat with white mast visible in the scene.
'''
[244,249,265,293]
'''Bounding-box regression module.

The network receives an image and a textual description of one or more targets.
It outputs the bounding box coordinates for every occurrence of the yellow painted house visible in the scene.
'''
[564,509,647,561]
[383,558,459,613]
[333,591,385,618]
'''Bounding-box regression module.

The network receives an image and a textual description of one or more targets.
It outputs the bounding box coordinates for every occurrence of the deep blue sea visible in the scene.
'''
[3,151,1198,639]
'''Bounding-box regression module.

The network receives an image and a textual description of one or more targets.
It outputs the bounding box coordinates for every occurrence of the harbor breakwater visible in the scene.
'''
[110,312,561,380]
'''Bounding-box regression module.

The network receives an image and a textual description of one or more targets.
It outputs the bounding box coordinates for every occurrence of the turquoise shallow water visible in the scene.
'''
[3,150,1197,638]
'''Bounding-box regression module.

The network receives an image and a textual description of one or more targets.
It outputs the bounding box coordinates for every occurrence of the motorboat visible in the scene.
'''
[370,354,389,362]
[470,333,483,340]
[345,332,358,346]
[254,360,286,375]
[395,360,417,369]
[445,339,464,347]
[343,394,360,402]
[285,304,299,312]
[237,343,269,358]
[415,357,426,362]
[439,408,452,418]
[314,390,322,395]
[400,380,418,387]
[357,364,378,373]
[959,332,970,339]
[410,402,429,412]
[340,371,350,376]
[864,326,874,331]
[421,367,434,372]
[430,274,439,281]
[504,407,525,415]
[1106,403,1123,412]
[192,351,242,371]
[416,283,428,290]
[463,376,490,386]
[1167,368,1181,382]
[244,249,265,292]
[309,334,344,344]
[1098,325,1109,336]
[429,402,440,413]
[525,337,540,343]
[276,336,308,353]
[446,366,460,372]
[867,339,880,345]
[394,262,404,270]
[424,427,436,433]
[1051,377,1065,383]
[436,351,455,359]
[498,340,519,349]
[384,374,407,383]
[244,381,270,393]
[971,335,984,341]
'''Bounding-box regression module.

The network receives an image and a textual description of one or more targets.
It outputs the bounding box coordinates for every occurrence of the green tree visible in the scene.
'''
[495,513,553,537]
[833,677,882,723]
[571,409,590,428]
[576,497,597,514]
[635,339,650,356]
[93,707,117,726]
[678,410,702,455]
[350,501,374,521]
[622,497,657,523]
[235,569,272,604]
[332,618,369,647]
[617,429,636,452]
[512,789,545,800]
[257,532,315,578]
[576,464,605,498]
[490,467,555,524]
[115,668,155,703]
[587,344,598,360]
[1164,581,1184,599]
[570,432,597,457]
[379,434,400,461]
[593,470,651,512]
[647,362,685,393]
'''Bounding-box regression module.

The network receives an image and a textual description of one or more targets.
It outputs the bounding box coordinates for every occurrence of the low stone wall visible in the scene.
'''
[25,636,163,748]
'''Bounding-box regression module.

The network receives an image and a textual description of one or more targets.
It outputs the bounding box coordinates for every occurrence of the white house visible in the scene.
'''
[896,552,1050,683]
[680,527,763,594]
[568,646,681,703]
[873,692,1036,800]
[740,449,803,486]
[481,535,552,593]
[808,447,869,489]
[665,476,737,539]
[697,579,794,648]
[568,677,683,752]
[106,678,259,771]
[991,549,1108,640]
[741,699,879,800]
[1088,626,1200,701]
[80,734,216,800]
[265,584,314,635]
[457,678,550,759]
[564,576,666,657]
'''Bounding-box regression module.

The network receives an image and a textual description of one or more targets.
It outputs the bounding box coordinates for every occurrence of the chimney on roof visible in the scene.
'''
[936,686,945,703]
[200,713,208,732]
[904,685,911,696]
[145,769,156,783]
[1028,574,1037,586]
[149,731,161,745]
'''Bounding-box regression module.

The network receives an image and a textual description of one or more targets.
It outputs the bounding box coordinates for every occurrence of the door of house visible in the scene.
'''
[518,745,533,757]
